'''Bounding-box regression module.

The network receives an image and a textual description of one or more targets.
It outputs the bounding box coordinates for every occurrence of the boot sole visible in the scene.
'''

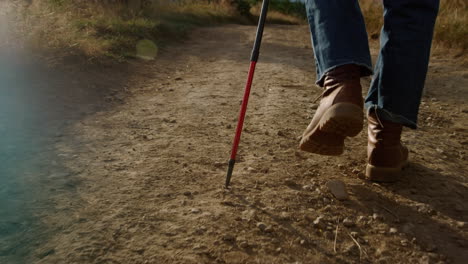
[300,131,344,156]
[300,103,363,156]
[365,161,408,183]
[319,103,363,137]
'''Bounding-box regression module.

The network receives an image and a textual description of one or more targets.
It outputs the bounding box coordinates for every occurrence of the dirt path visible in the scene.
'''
[35,25,467,264]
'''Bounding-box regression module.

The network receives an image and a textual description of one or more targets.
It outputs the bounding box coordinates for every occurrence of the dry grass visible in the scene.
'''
[21,0,467,60]
[21,0,249,60]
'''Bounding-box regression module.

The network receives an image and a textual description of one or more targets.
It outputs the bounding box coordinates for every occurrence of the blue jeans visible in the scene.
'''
[305,0,439,128]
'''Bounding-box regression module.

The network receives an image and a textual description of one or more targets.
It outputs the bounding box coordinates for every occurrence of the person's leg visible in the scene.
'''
[365,0,440,129]
[365,0,439,182]
[300,0,372,155]
[305,0,373,86]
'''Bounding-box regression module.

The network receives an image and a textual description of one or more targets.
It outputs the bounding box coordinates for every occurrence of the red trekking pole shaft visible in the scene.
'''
[225,0,270,188]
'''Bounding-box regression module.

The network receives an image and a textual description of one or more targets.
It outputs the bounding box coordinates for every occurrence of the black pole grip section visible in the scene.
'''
[225,159,236,188]
[250,0,270,62]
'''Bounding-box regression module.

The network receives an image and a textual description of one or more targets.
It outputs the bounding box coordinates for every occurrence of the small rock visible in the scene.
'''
[222,234,236,242]
[190,208,201,214]
[419,255,430,264]
[373,213,384,221]
[456,221,465,228]
[183,191,192,196]
[310,103,319,110]
[276,247,282,253]
[343,218,355,227]
[241,209,257,222]
[239,241,249,249]
[350,231,359,238]
[401,239,409,247]
[389,227,398,235]
[256,222,267,231]
[264,225,274,233]
[247,167,257,173]
[192,244,206,250]
[279,211,290,221]
[325,180,349,201]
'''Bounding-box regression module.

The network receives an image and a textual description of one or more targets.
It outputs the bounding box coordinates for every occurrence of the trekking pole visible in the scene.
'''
[225,0,270,188]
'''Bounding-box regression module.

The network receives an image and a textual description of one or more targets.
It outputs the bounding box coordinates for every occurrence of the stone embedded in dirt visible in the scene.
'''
[456,221,466,228]
[325,180,349,201]
[279,212,291,221]
[389,227,398,235]
[401,239,409,247]
[241,209,257,222]
[372,213,384,221]
[311,103,319,110]
[342,218,355,227]
[214,162,225,168]
[222,234,236,242]
[239,241,249,249]
[264,225,274,233]
[247,167,257,173]
[256,222,267,231]
[416,203,436,215]
[192,244,206,251]
[190,208,201,214]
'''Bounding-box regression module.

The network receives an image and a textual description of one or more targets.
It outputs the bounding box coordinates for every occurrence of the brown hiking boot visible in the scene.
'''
[366,111,409,182]
[299,64,364,155]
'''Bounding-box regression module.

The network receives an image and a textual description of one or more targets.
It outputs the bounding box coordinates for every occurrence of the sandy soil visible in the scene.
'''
[31,25,467,264]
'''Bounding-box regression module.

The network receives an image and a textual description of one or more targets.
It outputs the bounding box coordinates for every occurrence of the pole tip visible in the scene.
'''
[225,159,236,188]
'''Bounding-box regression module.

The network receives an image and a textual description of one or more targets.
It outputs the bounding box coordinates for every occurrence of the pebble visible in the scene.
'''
[279,211,291,221]
[256,222,267,231]
[190,208,201,214]
[222,234,236,242]
[239,241,249,249]
[456,221,465,228]
[241,209,257,222]
[247,167,257,173]
[325,180,349,201]
[311,103,319,110]
[343,218,355,227]
[389,227,398,235]
[192,244,205,250]
[401,239,409,247]
[372,213,384,221]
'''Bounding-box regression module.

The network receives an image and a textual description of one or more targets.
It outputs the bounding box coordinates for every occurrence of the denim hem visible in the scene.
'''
[316,61,373,87]
[365,104,418,129]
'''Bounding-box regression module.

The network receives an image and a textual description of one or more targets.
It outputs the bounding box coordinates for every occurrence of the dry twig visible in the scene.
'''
[348,232,368,261]
[334,218,340,253]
